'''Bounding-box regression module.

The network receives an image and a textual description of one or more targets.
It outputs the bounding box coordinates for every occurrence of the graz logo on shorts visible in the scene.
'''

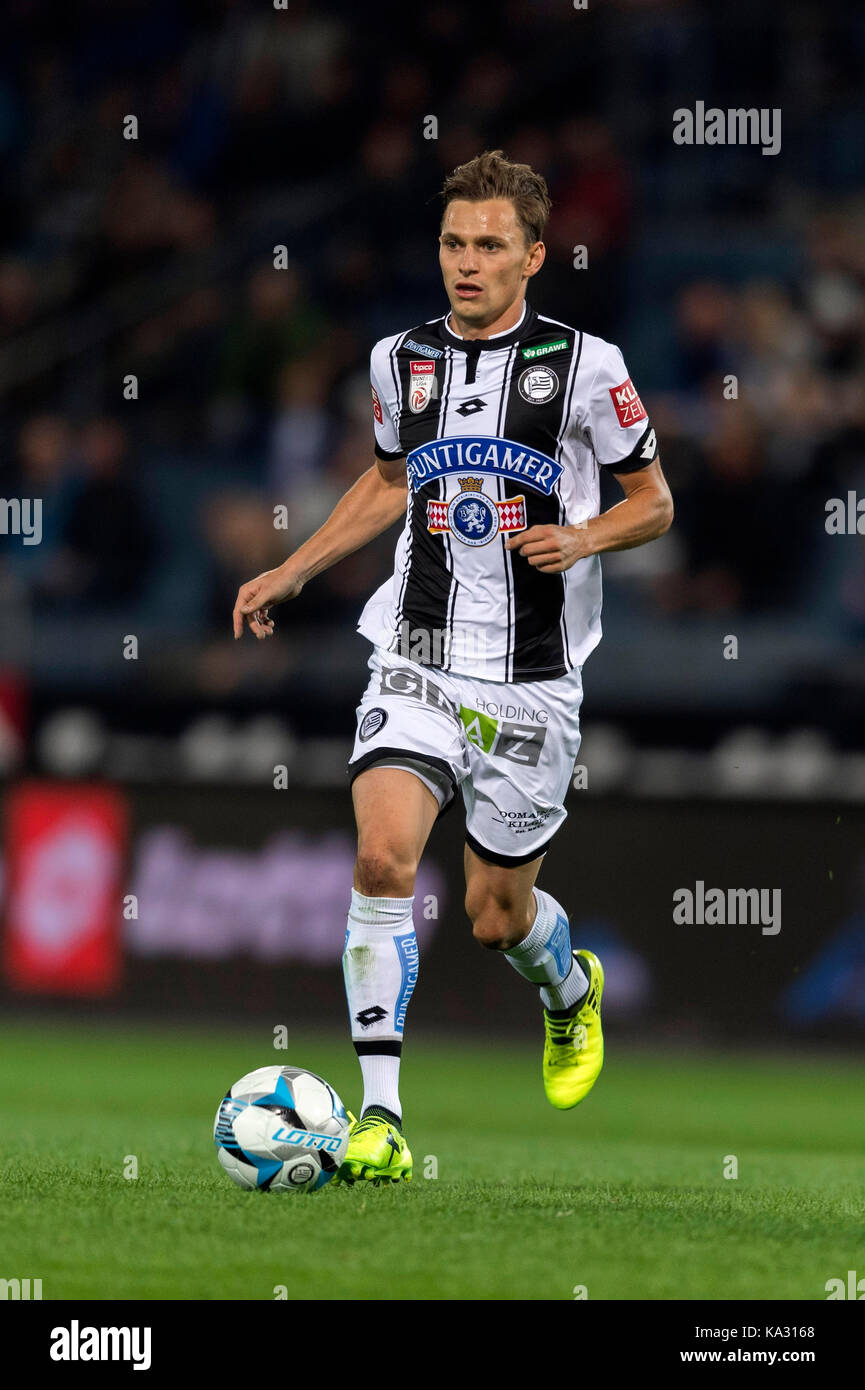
[359,707,388,742]
[518,365,559,404]
[378,665,463,726]
[427,477,526,546]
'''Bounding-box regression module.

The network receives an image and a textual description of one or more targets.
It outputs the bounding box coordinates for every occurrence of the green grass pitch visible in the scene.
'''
[1,1019,863,1300]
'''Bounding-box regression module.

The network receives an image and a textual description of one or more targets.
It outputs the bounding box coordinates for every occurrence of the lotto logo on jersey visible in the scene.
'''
[371,385,383,424]
[609,377,647,427]
[409,360,436,414]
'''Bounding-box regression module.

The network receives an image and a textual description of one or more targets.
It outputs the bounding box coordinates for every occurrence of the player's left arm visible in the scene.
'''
[507,342,673,574]
[505,457,673,573]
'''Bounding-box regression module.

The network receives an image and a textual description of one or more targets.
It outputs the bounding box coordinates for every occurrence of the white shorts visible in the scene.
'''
[348,646,583,866]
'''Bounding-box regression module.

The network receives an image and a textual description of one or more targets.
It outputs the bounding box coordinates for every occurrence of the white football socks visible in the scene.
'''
[503,888,589,1012]
[342,889,419,1121]
[357,1053,402,1120]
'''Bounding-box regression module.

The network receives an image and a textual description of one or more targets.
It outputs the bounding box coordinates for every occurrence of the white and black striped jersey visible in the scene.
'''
[359,302,658,684]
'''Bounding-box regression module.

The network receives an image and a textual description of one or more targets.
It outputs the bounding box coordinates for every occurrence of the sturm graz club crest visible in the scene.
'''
[359,707,388,741]
[518,365,559,404]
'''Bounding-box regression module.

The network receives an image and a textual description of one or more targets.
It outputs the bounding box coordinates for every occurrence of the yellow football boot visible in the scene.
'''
[543,949,604,1109]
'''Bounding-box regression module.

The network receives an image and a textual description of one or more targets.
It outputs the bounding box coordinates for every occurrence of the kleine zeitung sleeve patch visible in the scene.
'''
[609,377,647,428]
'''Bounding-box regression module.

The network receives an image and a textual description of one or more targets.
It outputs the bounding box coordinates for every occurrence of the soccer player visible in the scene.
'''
[232,151,673,1183]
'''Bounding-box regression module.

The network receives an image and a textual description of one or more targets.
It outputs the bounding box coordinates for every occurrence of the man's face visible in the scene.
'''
[439,198,544,332]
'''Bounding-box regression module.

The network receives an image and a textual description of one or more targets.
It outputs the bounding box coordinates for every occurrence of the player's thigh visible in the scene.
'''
[352,765,440,886]
[348,646,469,894]
[463,842,545,945]
[460,665,583,865]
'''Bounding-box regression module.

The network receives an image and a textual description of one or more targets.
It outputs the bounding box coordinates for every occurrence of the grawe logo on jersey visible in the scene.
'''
[371,385,383,425]
[609,378,647,427]
[409,360,437,414]
[521,337,569,361]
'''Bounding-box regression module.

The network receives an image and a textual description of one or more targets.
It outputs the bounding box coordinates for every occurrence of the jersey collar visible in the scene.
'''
[437,302,537,352]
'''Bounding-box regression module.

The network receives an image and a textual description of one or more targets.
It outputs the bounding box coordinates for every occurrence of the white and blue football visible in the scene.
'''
[213,1065,350,1193]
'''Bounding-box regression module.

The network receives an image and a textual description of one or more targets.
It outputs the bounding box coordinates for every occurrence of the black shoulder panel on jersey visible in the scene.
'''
[607,422,658,474]
[519,315,580,353]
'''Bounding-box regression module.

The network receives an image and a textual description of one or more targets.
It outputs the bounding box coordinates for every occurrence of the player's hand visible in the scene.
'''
[232,566,304,640]
[505,523,592,573]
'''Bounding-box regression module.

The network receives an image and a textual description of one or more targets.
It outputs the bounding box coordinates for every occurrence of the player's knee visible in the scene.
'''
[354,844,418,899]
[466,889,526,951]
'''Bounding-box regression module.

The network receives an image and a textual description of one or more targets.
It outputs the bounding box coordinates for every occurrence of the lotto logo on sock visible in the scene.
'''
[355,1005,388,1028]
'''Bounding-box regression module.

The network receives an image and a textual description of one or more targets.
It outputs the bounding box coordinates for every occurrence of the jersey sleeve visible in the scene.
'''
[579,341,658,474]
[370,338,404,461]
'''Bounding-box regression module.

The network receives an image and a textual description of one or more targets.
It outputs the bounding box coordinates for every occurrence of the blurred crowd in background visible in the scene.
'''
[1,0,865,756]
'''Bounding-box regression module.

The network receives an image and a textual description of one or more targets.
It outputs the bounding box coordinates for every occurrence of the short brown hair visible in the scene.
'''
[440,149,552,247]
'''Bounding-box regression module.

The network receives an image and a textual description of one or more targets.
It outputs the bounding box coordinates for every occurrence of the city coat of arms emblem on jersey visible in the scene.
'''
[426,477,527,547]
[409,360,437,413]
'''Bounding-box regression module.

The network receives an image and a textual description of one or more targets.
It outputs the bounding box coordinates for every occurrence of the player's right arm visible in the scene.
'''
[232,454,406,640]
